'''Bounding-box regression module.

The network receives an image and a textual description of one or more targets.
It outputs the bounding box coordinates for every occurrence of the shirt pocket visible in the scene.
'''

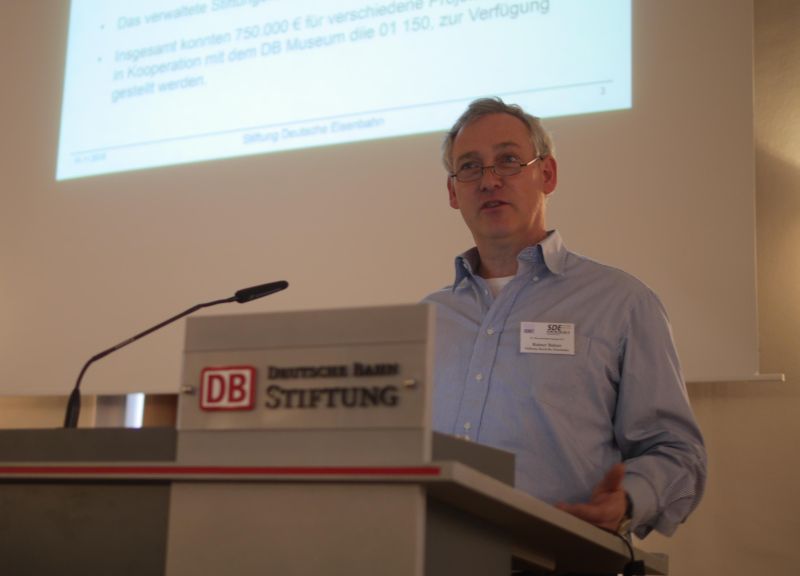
[513,333,596,411]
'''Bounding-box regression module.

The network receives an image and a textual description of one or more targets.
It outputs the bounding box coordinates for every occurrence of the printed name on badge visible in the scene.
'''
[520,322,575,355]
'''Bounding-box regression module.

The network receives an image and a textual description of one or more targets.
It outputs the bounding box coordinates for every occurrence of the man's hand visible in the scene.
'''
[555,463,628,532]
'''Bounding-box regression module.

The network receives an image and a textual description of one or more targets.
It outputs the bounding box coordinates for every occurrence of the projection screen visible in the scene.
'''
[0,0,758,399]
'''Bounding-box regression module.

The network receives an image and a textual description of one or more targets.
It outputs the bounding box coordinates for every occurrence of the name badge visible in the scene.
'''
[520,322,575,355]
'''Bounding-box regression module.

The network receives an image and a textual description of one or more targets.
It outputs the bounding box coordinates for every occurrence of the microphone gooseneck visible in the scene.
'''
[63,280,289,428]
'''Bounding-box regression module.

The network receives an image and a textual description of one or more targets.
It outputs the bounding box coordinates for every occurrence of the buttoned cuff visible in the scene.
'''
[623,473,659,538]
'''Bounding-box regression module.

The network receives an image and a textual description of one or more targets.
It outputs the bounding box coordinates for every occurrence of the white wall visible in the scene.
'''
[635,1,800,574]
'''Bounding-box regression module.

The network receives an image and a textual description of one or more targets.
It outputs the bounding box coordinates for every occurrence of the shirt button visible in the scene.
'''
[487,328,495,335]
[475,373,483,381]
[463,422,472,430]
[533,276,540,282]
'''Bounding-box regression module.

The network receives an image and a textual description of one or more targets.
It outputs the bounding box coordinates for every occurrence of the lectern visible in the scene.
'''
[0,304,667,575]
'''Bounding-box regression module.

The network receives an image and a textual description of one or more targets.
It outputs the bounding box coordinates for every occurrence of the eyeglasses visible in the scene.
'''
[449,155,543,183]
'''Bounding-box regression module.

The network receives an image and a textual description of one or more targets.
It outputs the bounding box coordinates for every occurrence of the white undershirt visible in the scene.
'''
[483,275,515,297]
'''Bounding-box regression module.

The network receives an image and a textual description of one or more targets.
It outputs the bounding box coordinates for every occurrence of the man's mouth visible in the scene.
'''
[481,200,508,210]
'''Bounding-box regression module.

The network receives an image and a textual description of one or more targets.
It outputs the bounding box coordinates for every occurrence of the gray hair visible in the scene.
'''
[442,97,555,173]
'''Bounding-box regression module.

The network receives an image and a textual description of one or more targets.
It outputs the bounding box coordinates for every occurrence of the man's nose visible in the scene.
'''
[479,164,503,189]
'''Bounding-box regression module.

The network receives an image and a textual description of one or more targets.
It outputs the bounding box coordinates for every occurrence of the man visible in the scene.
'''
[424,98,706,538]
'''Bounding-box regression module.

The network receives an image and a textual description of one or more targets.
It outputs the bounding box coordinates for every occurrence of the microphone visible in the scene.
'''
[63,280,289,428]
[234,280,289,303]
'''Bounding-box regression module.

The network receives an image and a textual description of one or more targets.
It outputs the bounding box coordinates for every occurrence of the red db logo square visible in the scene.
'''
[200,366,256,411]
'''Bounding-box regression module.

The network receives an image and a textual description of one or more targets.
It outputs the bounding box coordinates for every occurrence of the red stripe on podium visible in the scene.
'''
[0,465,441,477]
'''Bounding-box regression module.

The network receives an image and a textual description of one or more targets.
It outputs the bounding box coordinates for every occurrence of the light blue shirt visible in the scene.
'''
[423,231,707,537]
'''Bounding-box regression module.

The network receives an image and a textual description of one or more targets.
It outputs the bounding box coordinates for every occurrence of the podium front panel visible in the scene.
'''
[166,482,427,576]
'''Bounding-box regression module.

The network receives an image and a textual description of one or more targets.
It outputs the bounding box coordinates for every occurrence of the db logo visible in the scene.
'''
[200,366,256,411]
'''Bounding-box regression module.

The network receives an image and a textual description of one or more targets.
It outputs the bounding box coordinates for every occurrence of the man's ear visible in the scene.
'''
[447,176,460,209]
[541,156,558,196]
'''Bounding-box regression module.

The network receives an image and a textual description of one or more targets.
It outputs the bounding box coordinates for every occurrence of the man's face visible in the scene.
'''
[447,113,557,250]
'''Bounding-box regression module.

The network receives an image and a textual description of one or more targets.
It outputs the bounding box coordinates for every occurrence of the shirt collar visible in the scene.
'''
[452,230,568,290]
[524,229,567,275]
[453,247,480,288]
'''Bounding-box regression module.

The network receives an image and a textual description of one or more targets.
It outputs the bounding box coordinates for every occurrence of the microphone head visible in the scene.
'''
[234,280,289,303]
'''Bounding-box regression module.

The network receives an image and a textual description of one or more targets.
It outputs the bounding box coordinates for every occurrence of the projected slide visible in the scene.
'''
[56,0,631,180]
